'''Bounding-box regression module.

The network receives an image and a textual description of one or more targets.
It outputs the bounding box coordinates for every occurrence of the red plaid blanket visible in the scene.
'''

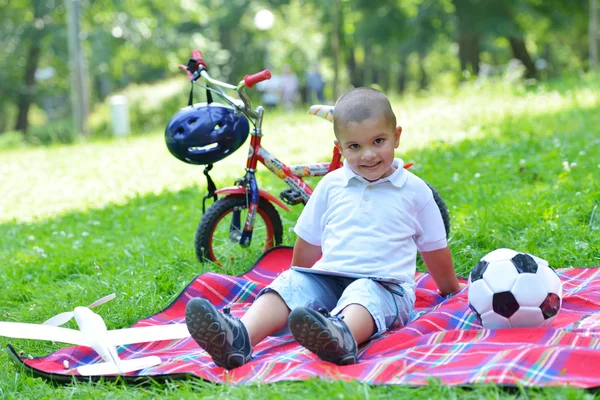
[8,247,600,387]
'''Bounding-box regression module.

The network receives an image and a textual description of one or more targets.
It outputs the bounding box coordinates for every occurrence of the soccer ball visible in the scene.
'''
[468,248,563,329]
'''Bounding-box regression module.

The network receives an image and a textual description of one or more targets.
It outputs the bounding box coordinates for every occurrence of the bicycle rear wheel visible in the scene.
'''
[425,182,451,237]
[195,195,284,268]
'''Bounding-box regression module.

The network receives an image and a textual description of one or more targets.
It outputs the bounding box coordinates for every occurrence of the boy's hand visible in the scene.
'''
[421,246,462,297]
[438,282,468,297]
[437,282,467,297]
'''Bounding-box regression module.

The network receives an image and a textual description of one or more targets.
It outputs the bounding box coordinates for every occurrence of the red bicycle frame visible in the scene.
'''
[215,126,344,246]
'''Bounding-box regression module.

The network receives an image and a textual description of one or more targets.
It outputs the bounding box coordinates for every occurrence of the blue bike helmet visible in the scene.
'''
[165,102,250,165]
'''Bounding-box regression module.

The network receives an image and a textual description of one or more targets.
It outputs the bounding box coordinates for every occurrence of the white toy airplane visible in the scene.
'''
[0,294,190,376]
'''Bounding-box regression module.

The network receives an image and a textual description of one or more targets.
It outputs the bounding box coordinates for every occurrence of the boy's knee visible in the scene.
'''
[273,269,302,282]
[345,277,380,293]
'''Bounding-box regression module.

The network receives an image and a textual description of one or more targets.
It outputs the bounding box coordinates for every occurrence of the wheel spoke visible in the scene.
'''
[198,197,281,269]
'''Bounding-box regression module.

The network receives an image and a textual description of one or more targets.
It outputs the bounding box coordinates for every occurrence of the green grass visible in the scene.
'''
[1,75,599,398]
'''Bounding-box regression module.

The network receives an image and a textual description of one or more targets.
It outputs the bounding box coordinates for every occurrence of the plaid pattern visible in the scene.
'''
[11,247,600,388]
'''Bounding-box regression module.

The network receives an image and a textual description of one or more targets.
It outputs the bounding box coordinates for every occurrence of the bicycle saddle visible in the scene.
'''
[308,105,334,123]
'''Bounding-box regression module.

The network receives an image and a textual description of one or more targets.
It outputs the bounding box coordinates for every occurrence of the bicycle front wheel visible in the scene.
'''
[195,195,284,268]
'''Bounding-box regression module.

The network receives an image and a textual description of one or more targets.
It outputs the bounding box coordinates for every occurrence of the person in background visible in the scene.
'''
[256,70,280,109]
[279,64,299,111]
[306,62,325,104]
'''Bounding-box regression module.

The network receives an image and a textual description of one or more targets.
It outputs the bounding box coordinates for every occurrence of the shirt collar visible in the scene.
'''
[341,158,408,188]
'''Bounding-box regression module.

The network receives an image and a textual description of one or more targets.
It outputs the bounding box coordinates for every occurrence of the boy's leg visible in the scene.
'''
[339,304,375,345]
[185,298,253,370]
[290,278,414,365]
[241,291,290,346]
[289,307,359,365]
[185,292,289,370]
[333,279,414,339]
[186,270,343,369]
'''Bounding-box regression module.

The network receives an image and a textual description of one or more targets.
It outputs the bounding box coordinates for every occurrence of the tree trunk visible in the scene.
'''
[507,36,538,79]
[458,30,480,76]
[372,66,381,88]
[0,108,8,133]
[15,35,42,134]
[591,0,598,70]
[418,51,428,90]
[346,45,363,87]
[363,46,373,87]
[397,55,408,94]
[453,0,481,77]
[332,0,341,98]
[543,44,555,76]
[379,65,390,92]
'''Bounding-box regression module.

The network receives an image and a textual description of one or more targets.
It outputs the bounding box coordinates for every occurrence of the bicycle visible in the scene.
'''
[167,50,450,268]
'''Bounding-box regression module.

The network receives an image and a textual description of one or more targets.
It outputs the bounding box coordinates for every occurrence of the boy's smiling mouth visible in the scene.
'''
[361,161,381,169]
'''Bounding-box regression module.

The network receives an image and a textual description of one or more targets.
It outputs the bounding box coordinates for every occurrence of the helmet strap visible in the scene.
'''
[187,82,194,106]
[187,83,213,107]
[202,164,218,214]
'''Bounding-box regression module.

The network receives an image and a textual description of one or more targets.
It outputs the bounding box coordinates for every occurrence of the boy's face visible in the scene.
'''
[334,116,402,182]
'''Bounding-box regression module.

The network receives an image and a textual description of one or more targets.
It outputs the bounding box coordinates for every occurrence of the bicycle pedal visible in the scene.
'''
[280,188,304,205]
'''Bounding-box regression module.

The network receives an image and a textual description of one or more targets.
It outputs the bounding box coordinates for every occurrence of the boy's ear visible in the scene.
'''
[394,126,402,147]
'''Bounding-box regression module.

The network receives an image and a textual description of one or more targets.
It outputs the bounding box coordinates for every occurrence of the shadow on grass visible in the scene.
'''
[0,183,300,321]
[410,100,599,275]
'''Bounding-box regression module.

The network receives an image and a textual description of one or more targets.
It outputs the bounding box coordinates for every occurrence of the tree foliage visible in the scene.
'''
[0,0,594,136]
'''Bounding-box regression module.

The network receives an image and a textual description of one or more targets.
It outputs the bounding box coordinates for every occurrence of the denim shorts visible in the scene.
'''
[258,269,416,338]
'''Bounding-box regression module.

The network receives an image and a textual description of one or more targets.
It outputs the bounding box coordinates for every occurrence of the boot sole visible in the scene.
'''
[289,308,357,365]
[185,298,248,369]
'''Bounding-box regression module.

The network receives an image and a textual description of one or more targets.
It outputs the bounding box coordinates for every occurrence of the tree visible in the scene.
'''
[15,1,62,134]
[452,0,483,76]
[0,0,62,135]
[591,0,598,69]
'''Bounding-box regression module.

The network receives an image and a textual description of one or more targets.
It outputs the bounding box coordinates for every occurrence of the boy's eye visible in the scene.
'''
[374,138,385,144]
[348,144,360,150]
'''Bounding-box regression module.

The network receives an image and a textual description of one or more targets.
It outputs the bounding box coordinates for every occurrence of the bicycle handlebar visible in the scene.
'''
[199,70,238,90]
[244,70,272,88]
[179,49,273,120]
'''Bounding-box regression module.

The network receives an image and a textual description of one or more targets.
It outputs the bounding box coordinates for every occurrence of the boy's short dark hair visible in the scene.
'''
[333,88,396,137]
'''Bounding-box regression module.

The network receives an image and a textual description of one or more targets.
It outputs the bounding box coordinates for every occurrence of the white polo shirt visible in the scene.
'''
[294,158,447,287]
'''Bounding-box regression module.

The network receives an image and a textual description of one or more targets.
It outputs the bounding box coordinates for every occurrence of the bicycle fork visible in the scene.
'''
[232,172,259,248]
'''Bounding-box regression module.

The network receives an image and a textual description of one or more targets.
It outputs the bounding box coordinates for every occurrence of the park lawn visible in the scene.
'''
[0,75,599,399]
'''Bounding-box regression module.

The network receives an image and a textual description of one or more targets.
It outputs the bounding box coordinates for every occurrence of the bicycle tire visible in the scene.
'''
[424,182,451,237]
[195,195,284,266]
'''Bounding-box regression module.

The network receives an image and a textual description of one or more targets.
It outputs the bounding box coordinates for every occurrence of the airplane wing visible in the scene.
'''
[0,322,87,346]
[76,355,162,376]
[107,323,190,346]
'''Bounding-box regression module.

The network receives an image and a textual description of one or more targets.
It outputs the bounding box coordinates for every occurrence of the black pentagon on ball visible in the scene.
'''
[469,304,482,322]
[470,260,489,282]
[511,253,538,274]
[492,291,520,318]
[540,293,561,319]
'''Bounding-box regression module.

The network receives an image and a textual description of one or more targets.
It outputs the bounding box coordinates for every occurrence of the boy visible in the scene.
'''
[185,87,462,370]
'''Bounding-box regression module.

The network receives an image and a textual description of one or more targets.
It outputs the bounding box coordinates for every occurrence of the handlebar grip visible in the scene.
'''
[178,64,195,80]
[192,50,203,60]
[244,69,272,88]
[187,49,207,73]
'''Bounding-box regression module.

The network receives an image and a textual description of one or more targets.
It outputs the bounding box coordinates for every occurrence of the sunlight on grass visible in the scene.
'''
[1,80,597,223]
